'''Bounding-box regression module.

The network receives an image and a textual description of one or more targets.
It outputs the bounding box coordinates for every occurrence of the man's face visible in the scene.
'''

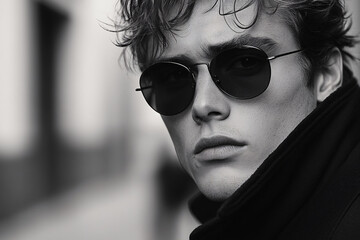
[158,2,317,201]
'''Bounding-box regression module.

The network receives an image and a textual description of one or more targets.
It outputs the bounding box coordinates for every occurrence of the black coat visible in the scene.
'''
[189,69,360,240]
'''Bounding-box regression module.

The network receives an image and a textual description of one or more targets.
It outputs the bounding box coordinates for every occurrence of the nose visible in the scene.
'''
[191,65,230,124]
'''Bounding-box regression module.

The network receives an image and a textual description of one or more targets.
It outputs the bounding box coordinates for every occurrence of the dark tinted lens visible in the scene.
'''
[140,62,195,115]
[211,47,270,99]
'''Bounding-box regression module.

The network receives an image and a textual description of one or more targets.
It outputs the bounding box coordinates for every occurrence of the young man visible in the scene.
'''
[115,0,360,239]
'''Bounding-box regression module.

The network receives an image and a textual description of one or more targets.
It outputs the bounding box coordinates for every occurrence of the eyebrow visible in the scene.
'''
[206,35,278,57]
[153,35,278,66]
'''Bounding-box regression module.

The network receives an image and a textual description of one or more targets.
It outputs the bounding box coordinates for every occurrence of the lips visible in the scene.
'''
[194,136,247,155]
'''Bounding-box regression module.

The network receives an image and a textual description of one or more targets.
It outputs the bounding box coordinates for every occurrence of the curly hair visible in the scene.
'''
[114,0,357,85]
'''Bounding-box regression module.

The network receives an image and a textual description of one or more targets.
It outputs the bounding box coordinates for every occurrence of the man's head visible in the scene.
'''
[115,0,356,201]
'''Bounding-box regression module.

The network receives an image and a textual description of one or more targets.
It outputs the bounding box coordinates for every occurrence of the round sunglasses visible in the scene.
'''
[136,46,302,116]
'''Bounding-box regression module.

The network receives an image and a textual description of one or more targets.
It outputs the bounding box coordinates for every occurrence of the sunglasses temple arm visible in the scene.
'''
[135,86,153,91]
[268,49,303,60]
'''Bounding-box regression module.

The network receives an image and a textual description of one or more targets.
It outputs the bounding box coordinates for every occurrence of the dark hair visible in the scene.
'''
[114,0,357,84]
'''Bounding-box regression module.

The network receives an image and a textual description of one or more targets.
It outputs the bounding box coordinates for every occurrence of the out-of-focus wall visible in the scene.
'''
[0,0,35,158]
[0,0,195,239]
[0,0,43,219]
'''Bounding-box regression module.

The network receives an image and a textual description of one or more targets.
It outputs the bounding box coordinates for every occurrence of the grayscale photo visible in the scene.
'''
[0,0,360,239]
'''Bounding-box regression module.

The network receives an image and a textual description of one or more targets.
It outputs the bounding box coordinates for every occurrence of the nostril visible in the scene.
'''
[193,110,221,124]
[208,111,222,117]
[192,109,226,124]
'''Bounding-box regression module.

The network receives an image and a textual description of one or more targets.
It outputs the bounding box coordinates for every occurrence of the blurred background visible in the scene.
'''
[0,0,359,239]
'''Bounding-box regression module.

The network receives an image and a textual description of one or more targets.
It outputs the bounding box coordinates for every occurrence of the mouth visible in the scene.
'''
[194,136,247,160]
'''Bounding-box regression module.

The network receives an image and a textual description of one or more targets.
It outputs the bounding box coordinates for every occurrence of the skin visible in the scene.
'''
[158,1,320,201]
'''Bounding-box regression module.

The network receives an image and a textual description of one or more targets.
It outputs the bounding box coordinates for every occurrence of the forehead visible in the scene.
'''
[158,0,296,61]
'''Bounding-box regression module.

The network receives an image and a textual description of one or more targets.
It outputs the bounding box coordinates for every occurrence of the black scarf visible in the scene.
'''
[189,68,360,240]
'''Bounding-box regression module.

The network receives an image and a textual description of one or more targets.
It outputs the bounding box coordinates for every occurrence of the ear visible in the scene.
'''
[314,47,343,102]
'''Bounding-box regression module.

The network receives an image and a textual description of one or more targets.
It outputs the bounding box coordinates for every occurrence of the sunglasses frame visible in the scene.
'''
[135,46,303,115]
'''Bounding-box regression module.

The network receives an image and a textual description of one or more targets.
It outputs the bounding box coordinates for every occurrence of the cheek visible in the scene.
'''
[162,118,184,152]
[252,61,316,148]
[162,116,194,171]
[265,55,316,110]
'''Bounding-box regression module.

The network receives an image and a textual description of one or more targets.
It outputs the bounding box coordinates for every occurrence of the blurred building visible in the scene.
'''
[0,0,198,239]
[0,0,128,218]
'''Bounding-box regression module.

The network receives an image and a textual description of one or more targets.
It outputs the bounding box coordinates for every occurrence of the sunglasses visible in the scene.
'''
[136,46,302,116]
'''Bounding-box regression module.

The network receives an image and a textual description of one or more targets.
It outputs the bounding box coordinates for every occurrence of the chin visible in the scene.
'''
[201,188,236,202]
[194,169,250,201]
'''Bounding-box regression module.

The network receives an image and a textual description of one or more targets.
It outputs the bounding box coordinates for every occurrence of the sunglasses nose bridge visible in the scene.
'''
[191,63,219,83]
